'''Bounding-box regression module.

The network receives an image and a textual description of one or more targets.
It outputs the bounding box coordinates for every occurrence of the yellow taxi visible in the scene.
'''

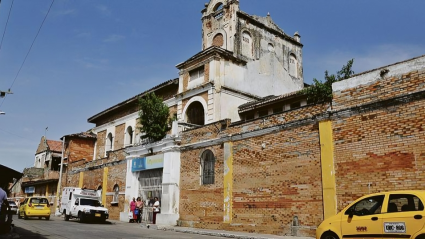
[18,197,51,220]
[317,190,425,239]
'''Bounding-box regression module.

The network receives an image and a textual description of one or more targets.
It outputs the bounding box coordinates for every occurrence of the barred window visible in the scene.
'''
[201,150,215,185]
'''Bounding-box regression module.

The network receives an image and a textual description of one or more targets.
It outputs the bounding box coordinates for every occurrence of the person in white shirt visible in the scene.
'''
[152,197,160,224]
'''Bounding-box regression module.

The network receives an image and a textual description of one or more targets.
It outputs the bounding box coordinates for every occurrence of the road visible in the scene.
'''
[9,215,224,239]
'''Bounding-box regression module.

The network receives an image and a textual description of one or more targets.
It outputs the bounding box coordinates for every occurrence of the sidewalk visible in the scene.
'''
[112,219,314,239]
[154,225,314,239]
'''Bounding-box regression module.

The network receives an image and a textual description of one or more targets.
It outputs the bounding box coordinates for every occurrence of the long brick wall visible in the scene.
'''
[180,103,329,236]
[332,65,425,211]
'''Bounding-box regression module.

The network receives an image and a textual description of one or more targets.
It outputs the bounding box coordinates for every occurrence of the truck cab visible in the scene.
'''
[60,187,109,223]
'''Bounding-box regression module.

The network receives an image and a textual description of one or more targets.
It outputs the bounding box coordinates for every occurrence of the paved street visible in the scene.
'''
[6,215,224,239]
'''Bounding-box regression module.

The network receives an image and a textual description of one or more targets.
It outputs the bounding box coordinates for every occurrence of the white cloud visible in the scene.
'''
[103,34,125,43]
[96,5,111,16]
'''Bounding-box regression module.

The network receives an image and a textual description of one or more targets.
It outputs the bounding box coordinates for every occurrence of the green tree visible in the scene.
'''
[301,59,355,103]
[138,92,171,142]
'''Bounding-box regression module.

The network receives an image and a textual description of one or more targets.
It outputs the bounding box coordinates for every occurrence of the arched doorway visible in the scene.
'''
[186,101,205,126]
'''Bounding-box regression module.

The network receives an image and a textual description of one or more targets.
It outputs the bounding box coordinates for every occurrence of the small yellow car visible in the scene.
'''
[317,190,425,239]
[18,197,51,220]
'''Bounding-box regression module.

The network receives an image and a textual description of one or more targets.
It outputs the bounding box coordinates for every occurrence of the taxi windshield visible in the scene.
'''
[80,199,101,206]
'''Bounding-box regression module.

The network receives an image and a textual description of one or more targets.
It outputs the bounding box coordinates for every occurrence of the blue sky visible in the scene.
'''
[1,0,424,172]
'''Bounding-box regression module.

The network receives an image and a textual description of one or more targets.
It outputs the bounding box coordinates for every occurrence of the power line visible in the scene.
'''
[0,0,14,53]
[0,127,30,140]
[0,0,55,108]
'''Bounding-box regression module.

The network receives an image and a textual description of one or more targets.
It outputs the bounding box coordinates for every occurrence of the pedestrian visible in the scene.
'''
[0,187,10,232]
[129,197,136,223]
[135,197,143,223]
[152,197,160,224]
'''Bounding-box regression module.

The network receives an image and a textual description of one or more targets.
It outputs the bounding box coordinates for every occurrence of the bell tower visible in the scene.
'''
[201,0,239,52]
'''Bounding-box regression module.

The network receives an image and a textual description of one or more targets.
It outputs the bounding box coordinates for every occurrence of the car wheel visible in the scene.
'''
[18,212,22,219]
[24,212,28,220]
[64,214,70,221]
[321,231,339,239]
[45,216,50,220]
[78,212,85,223]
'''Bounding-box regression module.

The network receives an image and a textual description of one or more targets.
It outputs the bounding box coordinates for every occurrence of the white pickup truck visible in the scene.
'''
[60,187,109,223]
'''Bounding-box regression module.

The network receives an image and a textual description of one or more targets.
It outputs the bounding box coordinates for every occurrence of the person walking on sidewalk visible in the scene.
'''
[135,197,143,223]
[152,197,160,224]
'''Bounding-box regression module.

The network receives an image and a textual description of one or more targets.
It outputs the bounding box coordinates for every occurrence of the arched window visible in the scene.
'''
[112,184,119,203]
[213,2,223,12]
[201,150,215,185]
[289,54,298,77]
[125,126,133,146]
[212,33,224,47]
[241,31,253,58]
[268,43,275,52]
[186,101,205,126]
[106,133,113,151]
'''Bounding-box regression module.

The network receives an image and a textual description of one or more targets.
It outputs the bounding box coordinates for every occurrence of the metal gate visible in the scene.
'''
[138,169,162,223]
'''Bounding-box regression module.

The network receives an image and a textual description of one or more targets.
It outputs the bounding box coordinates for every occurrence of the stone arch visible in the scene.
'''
[182,96,208,125]
[124,126,134,146]
[106,132,113,151]
[241,30,253,58]
[208,29,227,49]
[212,33,224,47]
[289,53,298,77]
[213,2,224,12]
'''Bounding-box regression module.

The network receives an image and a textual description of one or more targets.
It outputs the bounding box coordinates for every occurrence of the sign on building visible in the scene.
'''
[131,154,164,172]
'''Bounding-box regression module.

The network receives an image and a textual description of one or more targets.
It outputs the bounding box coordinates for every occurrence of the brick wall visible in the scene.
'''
[332,67,425,211]
[114,124,125,150]
[67,137,95,163]
[96,130,106,159]
[179,104,328,236]
[333,68,425,111]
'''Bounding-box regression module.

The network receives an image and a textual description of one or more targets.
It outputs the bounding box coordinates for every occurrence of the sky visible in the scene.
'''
[0,0,424,172]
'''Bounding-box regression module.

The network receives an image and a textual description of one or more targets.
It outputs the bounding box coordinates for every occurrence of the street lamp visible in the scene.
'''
[0,89,13,98]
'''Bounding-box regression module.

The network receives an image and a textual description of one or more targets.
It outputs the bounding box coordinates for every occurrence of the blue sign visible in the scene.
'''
[132,157,146,172]
[25,186,35,193]
[132,154,164,172]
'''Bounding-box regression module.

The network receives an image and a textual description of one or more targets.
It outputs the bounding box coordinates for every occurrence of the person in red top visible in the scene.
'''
[129,197,136,222]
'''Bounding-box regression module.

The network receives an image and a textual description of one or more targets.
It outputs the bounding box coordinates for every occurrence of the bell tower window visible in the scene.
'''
[212,34,224,47]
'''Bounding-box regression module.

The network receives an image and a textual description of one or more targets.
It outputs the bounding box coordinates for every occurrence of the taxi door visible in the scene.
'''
[381,193,425,238]
[341,195,385,239]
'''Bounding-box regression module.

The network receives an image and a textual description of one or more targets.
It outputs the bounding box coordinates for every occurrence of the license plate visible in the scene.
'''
[35,206,44,209]
[384,222,406,233]
[95,213,101,217]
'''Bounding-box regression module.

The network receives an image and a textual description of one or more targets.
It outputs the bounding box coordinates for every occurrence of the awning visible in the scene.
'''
[21,179,58,187]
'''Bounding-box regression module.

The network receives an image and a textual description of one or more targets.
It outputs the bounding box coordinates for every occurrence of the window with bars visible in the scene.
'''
[201,150,215,185]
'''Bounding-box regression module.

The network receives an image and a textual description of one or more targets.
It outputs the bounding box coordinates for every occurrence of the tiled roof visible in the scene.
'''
[46,140,62,153]
[62,131,96,139]
[238,90,303,113]
[87,78,179,123]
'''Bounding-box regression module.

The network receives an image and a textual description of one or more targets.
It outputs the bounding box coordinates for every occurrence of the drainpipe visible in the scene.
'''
[55,136,65,216]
